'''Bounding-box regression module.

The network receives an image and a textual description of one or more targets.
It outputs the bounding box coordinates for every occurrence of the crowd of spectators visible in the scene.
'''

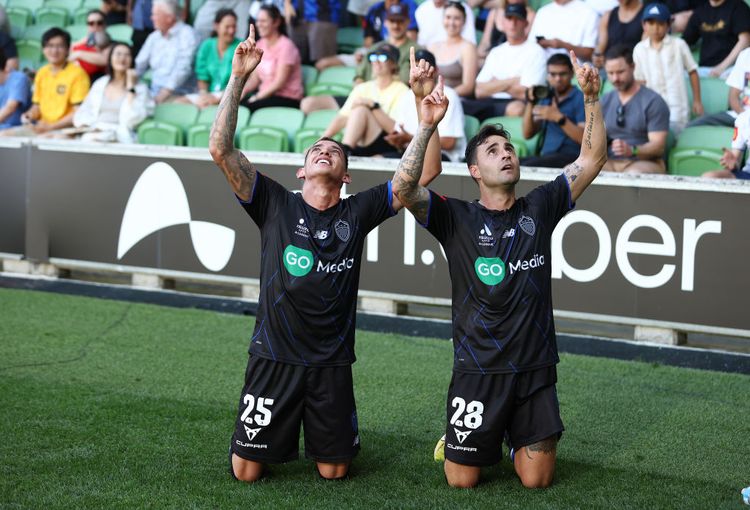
[1,0,750,179]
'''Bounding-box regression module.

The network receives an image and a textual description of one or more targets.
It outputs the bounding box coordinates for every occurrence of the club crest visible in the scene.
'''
[334,220,351,242]
[519,215,536,236]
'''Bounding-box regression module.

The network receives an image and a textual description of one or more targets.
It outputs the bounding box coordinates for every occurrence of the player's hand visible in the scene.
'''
[419,75,448,128]
[409,46,435,100]
[571,50,600,98]
[720,147,738,170]
[232,25,264,79]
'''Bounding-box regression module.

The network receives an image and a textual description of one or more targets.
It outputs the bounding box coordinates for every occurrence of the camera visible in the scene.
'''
[531,85,553,103]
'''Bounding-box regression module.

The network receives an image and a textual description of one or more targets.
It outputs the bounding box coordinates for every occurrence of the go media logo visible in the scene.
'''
[474,257,506,285]
[283,245,314,276]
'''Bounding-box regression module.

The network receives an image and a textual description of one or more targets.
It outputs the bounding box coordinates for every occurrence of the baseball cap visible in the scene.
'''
[385,2,409,20]
[413,49,437,67]
[504,3,527,20]
[642,2,671,22]
[371,43,400,62]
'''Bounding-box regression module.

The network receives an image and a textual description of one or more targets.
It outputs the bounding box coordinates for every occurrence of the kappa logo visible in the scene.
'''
[478,223,495,247]
[244,425,261,442]
[454,428,472,444]
[519,215,536,236]
[117,162,235,271]
[334,220,351,242]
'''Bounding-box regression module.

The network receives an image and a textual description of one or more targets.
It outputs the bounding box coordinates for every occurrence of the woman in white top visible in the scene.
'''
[73,42,154,143]
[427,1,478,98]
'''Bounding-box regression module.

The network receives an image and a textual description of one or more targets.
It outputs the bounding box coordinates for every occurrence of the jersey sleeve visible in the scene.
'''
[423,190,455,244]
[347,182,398,233]
[525,174,575,227]
[236,172,291,228]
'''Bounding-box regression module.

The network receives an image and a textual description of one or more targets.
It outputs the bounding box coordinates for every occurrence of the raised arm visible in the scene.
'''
[562,50,607,203]
[391,77,448,224]
[208,26,264,201]
[408,47,443,187]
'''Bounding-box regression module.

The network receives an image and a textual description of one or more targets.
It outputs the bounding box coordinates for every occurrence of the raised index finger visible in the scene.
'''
[247,23,256,44]
[409,46,416,69]
[569,50,580,73]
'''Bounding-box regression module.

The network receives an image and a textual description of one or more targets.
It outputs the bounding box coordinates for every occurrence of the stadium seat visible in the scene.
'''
[302,65,318,95]
[238,126,289,152]
[15,39,42,70]
[667,125,733,175]
[6,6,32,31]
[107,23,134,43]
[7,0,43,11]
[317,65,356,87]
[672,125,733,151]
[196,104,250,127]
[294,128,324,153]
[23,24,56,42]
[137,120,184,146]
[600,79,615,96]
[698,77,729,116]
[81,0,101,9]
[302,109,337,130]
[153,103,199,133]
[249,106,305,148]
[35,6,69,26]
[186,124,211,148]
[479,115,534,156]
[336,27,363,54]
[667,148,723,176]
[464,114,480,141]
[65,24,88,41]
[307,82,353,97]
[45,0,83,17]
[72,6,89,25]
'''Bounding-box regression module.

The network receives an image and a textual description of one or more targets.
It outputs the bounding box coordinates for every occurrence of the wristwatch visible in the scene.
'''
[557,115,567,126]
[370,102,380,110]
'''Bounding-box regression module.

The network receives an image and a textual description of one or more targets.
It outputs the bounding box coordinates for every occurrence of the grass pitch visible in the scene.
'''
[1,288,748,509]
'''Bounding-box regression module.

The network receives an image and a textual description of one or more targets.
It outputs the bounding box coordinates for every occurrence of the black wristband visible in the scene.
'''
[128,87,136,94]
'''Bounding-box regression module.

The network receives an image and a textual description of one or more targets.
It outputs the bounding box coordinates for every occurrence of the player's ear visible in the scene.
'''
[296,166,306,180]
[342,172,351,184]
[468,164,481,181]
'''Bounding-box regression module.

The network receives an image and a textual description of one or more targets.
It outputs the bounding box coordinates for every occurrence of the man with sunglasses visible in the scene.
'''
[601,44,670,173]
[69,10,112,81]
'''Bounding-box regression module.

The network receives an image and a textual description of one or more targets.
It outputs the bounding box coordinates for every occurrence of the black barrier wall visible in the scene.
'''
[2,140,749,332]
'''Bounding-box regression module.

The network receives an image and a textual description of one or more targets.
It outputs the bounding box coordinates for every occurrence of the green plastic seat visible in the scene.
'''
[307,82,352,97]
[72,6,89,25]
[23,24,56,42]
[294,128,325,153]
[302,65,318,95]
[107,23,133,43]
[15,39,42,70]
[35,6,69,26]
[673,125,733,152]
[137,120,184,146]
[249,106,305,148]
[698,77,729,116]
[153,103,200,133]
[196,104,250,127]
[81,0,101,9]
[238,126,289,152]
[464,114,480,142]
[479,115,534,156]
[317,65,356,87]
[336,26,363,54]
[45,0,83,16]
[302,109,338,130]
[8,0,43,11]
[667,148,723,176]
[7,6,33,30]
[65,24,88,41]
[186,124,211,148]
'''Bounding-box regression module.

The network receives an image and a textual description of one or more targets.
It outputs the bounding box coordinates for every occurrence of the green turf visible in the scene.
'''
[0,288,748,509]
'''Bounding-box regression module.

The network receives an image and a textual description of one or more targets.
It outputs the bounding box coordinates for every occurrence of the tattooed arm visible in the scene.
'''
[563,51,607,203]
[391,79,448,222]
[208,27,264,201]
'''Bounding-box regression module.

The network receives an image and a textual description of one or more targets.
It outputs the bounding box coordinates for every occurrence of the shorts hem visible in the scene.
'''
[305,448,360,463]
[231,444,299,465]
[444,453,502,467]
[512,428,564,450]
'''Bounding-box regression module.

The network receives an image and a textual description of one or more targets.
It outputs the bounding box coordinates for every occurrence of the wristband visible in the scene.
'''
[632,145,638,157]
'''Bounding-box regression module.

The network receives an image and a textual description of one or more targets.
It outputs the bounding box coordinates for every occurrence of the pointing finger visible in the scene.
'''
[248,24,256,44]
[410,46,416,68]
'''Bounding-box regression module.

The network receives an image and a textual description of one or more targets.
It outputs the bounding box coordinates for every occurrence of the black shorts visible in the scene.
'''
[230,356,360,464]
[444,366,564,467]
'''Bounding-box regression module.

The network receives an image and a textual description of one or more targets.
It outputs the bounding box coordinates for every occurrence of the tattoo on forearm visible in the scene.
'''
[584,110,594,150]
[393,125,435,221]
[524,438,557,459]
[584,97,599,105]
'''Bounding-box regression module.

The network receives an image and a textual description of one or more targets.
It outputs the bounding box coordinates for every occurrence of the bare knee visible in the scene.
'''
[444,460,480,488]
[317,461,350,480]
[518,469,554,488]
[231,454,264,483]
[505,100,525,117]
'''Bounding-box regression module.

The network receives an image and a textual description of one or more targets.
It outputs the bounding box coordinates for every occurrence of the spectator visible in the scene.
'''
[386,48,466,161]
[135,0,198,103]
[102,0,129,25]
[322,43,408,156]
[477,0,536,62]
[521,53,585,167]
[69,10,112,82]
[601,44,669,173]
[427,1,477,97]
[585,0,618,20]
[194,0,252,41]
[633,2,702,134]
[0,27,18,71]
[285,0,341,65]
[665,0,696,33]
[0,48,30,130]
[529,0,598,62]
[127,0,155,56]
[415,0,476,46]
[592,0,643,69]
[72,42,153,142]
[357,3,419,84]
[689,46,750,127]
[682,0,750,78]
[240,6,303,111]
[703,109,750,179]
[180,8,241,107]
[364,0,418,46]
[463,3,546,120]
[1,28,90,136]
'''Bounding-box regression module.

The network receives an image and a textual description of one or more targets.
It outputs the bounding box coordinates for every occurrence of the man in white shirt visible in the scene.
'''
[529,0,598,61]
[415,0,476,46]
[135,0,198,103]
[462,4,547,121]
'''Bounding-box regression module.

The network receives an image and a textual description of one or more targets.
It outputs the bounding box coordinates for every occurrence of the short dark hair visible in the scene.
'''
[106,42,134,78]
[445,1,467,17]
[465,124,512,166]
[305,137,349,171]
[259,5,286,36]
[214,7,237,23]
[547,53,573,70]
[0,48,6,71]
[42,27,71,48]
[604,44,633,65]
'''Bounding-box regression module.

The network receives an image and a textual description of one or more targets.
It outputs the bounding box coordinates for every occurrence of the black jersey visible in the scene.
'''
[424,174,574,374]
[238,173,396,367]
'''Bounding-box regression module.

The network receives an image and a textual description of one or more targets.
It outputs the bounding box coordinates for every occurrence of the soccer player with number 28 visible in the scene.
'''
[392,50,607,488]
[209,30,443,482]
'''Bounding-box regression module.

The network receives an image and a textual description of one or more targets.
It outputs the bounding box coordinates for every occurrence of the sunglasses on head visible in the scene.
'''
[616,105,625,127]
[368,53,389,63]
[87,19,105,26]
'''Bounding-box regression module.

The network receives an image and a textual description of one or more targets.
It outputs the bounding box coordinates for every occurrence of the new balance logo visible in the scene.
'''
[244,425,261,442]
[454,428,472,444]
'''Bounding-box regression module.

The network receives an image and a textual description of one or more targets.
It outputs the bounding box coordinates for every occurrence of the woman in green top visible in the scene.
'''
[190,9,241,108]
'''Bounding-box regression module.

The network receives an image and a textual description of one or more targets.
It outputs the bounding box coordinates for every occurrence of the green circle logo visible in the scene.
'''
[283,245,314,277]
[474,257,506,285]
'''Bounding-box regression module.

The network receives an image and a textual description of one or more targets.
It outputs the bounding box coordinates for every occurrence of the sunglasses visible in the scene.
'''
[616,105,625,128]
[368,53,390,63]
[87,19,105,26]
